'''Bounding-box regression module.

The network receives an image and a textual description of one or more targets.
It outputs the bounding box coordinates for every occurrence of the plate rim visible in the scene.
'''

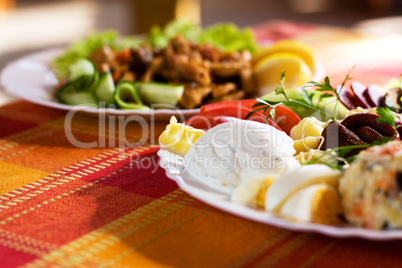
[157,148,402,241]
[0,47,200,118]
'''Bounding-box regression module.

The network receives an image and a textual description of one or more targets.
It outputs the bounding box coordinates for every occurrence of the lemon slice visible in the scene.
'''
[253,39,316,72]
[253,52,313,91]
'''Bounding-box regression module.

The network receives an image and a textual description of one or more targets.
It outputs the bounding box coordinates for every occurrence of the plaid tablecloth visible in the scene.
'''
[2,21,402,267]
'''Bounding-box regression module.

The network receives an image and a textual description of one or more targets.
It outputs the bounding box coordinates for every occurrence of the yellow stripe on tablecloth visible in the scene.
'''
[27,189,294,268]
[0,229,57,259]
[45,113,167,145]
[256,232,313,267]
[298,240,340,268]
[0,146,154,216]
[227,230,292,268]
[23,189,191,267]
[0,161,48,195]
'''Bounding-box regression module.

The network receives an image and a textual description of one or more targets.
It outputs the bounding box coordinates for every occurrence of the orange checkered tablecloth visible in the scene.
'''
[2,21,402,267]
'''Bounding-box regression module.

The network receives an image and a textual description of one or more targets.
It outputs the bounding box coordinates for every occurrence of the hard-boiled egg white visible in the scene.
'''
[231,177,275,207]
[280,183,341,224]
[265,164,341,212]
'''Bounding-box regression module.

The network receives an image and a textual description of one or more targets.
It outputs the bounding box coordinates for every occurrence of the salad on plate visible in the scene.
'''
[158,70,402,233]
[51,20,321,110]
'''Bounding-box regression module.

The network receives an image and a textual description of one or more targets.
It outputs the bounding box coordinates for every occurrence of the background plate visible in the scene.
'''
[0,48,199,121]
[0,47,325,121]
[158,148,402,241]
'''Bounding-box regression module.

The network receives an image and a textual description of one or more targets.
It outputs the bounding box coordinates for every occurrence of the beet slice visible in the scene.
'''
[321,121,366,150]
[363,84,384,107]
[396,121,402,137]
[350,81,370,108]
[337,85,357,110]
[341,113,398,139]
[354,126,383,143]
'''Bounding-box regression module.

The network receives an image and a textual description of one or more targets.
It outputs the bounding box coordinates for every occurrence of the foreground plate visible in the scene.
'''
[0,48,199,121]
[158,148,402,241]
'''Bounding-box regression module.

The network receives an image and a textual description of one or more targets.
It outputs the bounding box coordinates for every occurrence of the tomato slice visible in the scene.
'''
[199,100,300,135]
[185,113,280,131]
[185,116,237,130]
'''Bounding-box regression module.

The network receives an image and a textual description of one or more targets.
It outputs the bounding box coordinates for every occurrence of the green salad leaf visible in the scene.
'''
[198,23,259,54]
[148,20,201,48]
[54,20,259,80]
[52,30,141,79]
[147,20,259,53]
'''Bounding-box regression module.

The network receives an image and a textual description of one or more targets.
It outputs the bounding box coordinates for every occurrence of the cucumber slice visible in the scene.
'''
[114,81,150,110]
[136,82,184,106]
[68,58,99,92]
[94,72,115,106]
[57,82,98,107]
[69,58,96,81]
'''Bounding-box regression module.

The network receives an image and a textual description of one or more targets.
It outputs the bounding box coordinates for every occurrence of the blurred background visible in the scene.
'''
[1,0,402,69]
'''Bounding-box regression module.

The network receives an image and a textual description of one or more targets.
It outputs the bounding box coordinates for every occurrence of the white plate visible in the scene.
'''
[158,148,402,241]
[0,48,199,121]
[0,48,325,121]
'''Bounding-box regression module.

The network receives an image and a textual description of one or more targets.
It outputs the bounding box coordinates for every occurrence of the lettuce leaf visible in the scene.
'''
[53,21,259,79]
[147,20,259,54]
[52,30,141,79]
[199,23,259,54]
[148,20,201,48]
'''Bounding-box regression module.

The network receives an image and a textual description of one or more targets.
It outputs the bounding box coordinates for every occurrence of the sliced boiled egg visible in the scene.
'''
[265,164,341,212]
[280,183,341,224]
[231,177,275,207]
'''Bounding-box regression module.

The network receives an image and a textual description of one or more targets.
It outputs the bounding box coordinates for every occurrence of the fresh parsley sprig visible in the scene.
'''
[376,107,396,128]
[245,72,333,121]
[302,143,371,171]
[306,66,354,119]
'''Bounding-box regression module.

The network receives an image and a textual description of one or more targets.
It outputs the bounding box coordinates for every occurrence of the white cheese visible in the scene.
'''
[184,118,299,194]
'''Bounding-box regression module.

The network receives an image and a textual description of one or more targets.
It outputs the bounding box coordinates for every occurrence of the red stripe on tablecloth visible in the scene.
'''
[92,150,179,198]
[0,101,66,125]
[0,244,36,268]
[273,233,336,267]
[0,116,38,138]
[0,147,177,247]
[308,238,402,268]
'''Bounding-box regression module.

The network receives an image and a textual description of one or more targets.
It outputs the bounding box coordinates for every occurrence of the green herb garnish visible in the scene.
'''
[376,107,396,128]
[246,71,337,122]
[307,66,354,119]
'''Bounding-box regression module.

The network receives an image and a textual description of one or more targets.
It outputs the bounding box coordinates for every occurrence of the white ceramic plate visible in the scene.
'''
[158,148,402,241]
[0,48,198,121]
[0,48,325,121]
